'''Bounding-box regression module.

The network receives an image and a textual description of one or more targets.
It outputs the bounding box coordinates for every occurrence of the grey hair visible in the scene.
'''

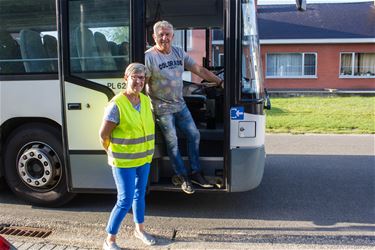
[153,20,174,35]
[124,63,146,80]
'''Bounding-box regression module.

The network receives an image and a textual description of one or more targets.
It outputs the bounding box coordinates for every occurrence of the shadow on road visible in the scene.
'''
[142,154,374,227]
[1,154,374,227]
[177,233,375,247]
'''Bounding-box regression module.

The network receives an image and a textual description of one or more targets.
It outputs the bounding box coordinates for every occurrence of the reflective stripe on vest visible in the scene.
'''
[111,134,155,145]
[107,93,155,168]
[108,149,154,159]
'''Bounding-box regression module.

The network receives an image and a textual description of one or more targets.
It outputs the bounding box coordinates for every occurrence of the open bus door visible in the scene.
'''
[58,0,145,192]
[145,0,228,192]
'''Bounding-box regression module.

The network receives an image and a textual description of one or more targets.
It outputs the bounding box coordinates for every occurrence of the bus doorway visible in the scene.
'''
[145,0,228,192]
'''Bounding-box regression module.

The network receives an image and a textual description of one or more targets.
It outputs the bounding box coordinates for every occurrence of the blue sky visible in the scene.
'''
[258,0,371,4]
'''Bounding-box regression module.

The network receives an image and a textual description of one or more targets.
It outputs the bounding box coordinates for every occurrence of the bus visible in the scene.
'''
[0,0,270,206]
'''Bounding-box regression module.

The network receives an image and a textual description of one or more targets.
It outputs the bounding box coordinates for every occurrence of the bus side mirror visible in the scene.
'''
[264,89,271,110]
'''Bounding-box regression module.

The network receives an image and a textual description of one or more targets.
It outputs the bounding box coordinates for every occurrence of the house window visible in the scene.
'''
[340,52,375,77]
[212,29,224,44]
[266,53,317,78]
[211,45,224,67]
[210,29,224,67]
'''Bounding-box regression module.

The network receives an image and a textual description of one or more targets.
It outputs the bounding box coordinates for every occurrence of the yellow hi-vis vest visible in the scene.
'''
[107,92,155,168]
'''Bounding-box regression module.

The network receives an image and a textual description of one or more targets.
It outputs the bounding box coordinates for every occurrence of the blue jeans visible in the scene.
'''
[156,105,200,176]
[105,163,150,235]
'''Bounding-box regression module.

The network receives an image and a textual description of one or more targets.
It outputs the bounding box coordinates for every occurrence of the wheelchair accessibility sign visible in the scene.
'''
[230,107,244,120]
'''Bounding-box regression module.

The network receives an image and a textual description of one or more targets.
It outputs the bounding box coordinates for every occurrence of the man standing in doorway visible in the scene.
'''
[145,20,223,194]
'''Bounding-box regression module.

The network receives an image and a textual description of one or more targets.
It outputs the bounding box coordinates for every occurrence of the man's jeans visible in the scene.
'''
[156,105,200,176]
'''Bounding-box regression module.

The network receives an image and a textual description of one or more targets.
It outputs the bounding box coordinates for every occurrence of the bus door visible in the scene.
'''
[59,0,144,191]
[227,0,266,192]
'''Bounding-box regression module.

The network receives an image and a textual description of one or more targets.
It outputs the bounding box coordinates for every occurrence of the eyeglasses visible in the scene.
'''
[130,75,146,81]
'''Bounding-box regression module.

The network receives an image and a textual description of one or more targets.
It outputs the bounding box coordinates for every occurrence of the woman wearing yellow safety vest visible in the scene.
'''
[99,63,156,250]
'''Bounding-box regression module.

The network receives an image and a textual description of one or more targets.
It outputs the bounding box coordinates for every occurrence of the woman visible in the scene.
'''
[99,63,156,250]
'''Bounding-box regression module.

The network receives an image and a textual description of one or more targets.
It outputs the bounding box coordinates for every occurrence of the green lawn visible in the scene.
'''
[265,96,375,134]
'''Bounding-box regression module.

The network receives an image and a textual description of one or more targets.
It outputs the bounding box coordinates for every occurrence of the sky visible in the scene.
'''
[258,0,371,4]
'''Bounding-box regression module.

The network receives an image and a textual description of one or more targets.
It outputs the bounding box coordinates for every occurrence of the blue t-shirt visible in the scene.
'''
[104,102,140,124]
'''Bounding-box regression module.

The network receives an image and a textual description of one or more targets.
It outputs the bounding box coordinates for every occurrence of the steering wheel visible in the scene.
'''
[183,80,216,96]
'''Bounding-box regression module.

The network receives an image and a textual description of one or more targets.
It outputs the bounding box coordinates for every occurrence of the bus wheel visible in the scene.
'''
[4,123,75,207]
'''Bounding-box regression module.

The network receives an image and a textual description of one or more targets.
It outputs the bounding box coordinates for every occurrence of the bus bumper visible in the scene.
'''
[229,146,265,192]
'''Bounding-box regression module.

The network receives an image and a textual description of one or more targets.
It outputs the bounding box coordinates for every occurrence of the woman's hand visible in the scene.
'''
[99,120,117,151]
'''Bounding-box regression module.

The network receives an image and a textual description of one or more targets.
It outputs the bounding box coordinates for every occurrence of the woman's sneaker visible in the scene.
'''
[179,175,195,194]
[191,172,214,188]
[102,240,121,250]
[134,230,156,246]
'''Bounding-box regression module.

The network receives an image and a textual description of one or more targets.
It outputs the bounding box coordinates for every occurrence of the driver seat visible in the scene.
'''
[184,94,206,126]
[182,80,207,126]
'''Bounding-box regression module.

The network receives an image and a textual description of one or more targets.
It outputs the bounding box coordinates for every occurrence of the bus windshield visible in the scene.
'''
[240,0,264,101]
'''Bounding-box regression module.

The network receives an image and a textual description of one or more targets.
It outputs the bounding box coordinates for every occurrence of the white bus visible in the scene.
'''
[0,0,270,206]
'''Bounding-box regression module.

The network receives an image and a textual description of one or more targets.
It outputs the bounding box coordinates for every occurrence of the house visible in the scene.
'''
[258,1,375,90]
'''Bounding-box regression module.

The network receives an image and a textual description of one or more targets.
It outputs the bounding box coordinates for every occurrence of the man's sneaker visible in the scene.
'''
[103,240,121,250]
[191,172,214,188]
[179,175,195,194]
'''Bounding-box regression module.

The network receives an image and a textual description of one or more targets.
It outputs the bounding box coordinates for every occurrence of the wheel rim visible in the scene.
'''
[17,142,62,191]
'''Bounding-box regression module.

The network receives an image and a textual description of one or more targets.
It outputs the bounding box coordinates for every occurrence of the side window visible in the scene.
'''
[211,29,224,67]
[172,30,192,52]
[172,30,185,50]
[340,52,375,78]
[68,0,130,76]
[266,53,317,78]
[0,0,57,75]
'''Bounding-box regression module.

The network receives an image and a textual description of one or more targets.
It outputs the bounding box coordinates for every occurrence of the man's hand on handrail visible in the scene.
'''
[201,81,224,88]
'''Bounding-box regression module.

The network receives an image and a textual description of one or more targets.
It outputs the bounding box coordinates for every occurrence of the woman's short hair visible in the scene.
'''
[124,63,146,80]
[153,20,174,35]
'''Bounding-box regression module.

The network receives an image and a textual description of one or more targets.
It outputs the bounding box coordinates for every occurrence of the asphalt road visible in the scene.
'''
[1,134,374,249]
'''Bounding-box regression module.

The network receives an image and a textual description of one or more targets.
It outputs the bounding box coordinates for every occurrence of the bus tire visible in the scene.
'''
[4,123,75,207]
[0,177,8,191]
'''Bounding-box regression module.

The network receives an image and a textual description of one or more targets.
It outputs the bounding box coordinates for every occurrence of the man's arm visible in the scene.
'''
[187,63,223,87]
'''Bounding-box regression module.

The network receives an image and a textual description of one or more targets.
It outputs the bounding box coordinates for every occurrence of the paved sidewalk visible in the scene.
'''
[3,237,92,250]
[8,242,83,250]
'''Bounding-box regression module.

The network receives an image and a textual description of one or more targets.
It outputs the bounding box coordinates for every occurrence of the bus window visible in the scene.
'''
[67,0,130,76]
[240,0,263,101]
[0,0,57,74]
[211,29,224,68]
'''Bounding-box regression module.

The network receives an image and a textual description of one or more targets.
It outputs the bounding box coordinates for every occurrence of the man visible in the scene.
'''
[145,20,223,194]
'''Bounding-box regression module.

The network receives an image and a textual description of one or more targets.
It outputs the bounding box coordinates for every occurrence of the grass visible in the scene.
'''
[265,96,375,134]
